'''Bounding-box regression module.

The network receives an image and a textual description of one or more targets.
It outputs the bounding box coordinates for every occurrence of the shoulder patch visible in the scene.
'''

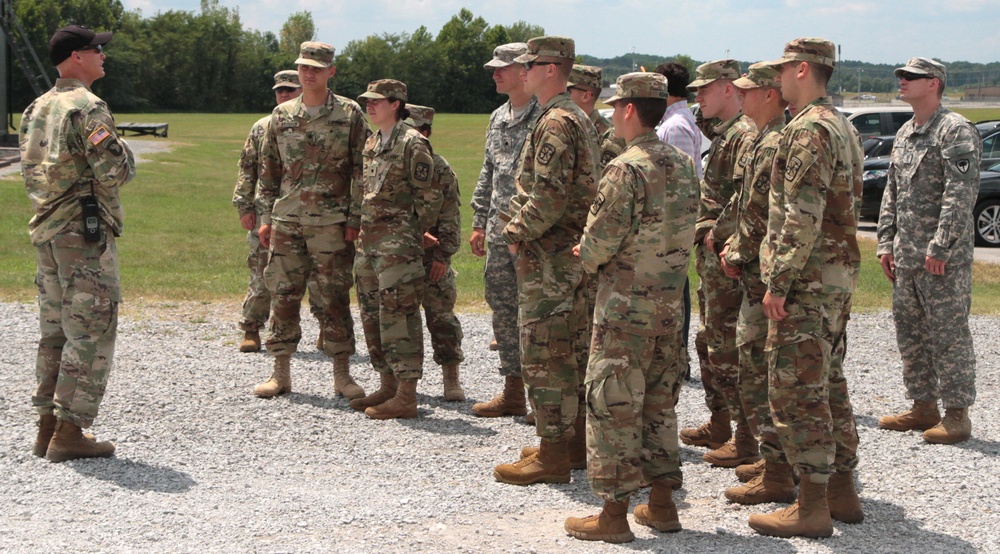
[590,191,606,215]
[105,139,123,157]
[88,125,111,146]
[537,143,557,166]
[753,172,771,194]
[956,159,971,174]
[784,156,803,182]
[415,162,431,181]
[601,150,616,168]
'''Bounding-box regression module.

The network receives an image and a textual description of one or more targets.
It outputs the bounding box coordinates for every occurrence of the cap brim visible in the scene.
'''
[686,78,715,91]
[91,31,113,46]
[272,83,302,90]
[357,92,386,101]
[732,77,761,89]
[484,59,513,69]
[513,53,536,63]
[295,58,329,68]
[894,66,932,78]
[604,95,623,105]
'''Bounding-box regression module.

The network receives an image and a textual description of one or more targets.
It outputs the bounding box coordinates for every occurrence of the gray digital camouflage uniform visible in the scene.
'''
[22,78,135,428]
[877,104,981,409]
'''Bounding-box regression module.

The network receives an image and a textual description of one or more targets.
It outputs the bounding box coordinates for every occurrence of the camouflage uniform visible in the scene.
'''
[21,78,135,428]
[761,95,863,482]
[568,64,626,171]
[234,111,322,334]
[877,102,980,409]
[579,73,699,502]
[257,80,367,359]
[724,107,786,464]
[501,72,600,440]
[353,83,441,380]
[471,91,541,378]
[693,102,755,424]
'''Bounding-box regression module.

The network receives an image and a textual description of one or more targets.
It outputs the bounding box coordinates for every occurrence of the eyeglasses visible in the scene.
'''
[78,44,103,54]
[898,71,931,81]
[274,86,298,94]
[523,60,561,71]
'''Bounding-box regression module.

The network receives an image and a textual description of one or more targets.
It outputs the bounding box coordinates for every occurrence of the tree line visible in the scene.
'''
[8,0,999,114]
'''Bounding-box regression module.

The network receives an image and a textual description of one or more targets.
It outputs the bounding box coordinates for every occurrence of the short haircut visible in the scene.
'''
[618,98,668,128]
[654,62,691,98]
[808,62,834,87]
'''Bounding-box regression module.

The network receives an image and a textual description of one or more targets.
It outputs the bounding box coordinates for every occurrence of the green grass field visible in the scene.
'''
[2,107,999,314]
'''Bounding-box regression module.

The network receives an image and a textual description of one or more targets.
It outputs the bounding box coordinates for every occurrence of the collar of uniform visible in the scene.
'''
[909,104,948,136]
[626,130,659,149]
[376,118,409,153]
[292,90,334,119]
[54,78,88,91]
[507,96,540,126]
[713,110,746,136]
[589,109,608,127]
[763,114,786,134]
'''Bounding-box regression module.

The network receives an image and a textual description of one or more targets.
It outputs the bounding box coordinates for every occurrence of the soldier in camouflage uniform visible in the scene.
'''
[253,42,367,401]
[349,80,442,420]
[22,25,133,462]
[717,63,796,504]
[748,38,864,539]
[406,104,466,402]
[492,36,599,486]
[564,72,698,544]
[876,58,980,445]
[568,64,626,169]
[682,59,759,469]
[469,43,540,419]
[233,70,324,353]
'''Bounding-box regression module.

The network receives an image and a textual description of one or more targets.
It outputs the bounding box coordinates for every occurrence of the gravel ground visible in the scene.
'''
[0,300,997,553]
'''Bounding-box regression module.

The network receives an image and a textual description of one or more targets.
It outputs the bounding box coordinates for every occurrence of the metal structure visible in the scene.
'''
[1,0,52,144]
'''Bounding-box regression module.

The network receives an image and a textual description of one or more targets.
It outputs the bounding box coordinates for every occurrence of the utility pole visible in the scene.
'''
[857,68,864,99]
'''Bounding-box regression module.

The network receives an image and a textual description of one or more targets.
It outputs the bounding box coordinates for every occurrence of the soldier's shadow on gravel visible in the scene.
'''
[284,392,357,412]
[835,498,976,553]
[395,411,500,437]
[68,457,196,494]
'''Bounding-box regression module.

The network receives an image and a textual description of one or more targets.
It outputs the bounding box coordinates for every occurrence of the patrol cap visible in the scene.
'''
[733,62,780,90]
[272,70,301,90]
[484,42,528,69]
[49,25,113,66]
[513,36,575,63]
[569,64,602,91]
[295,41,335,68]
[895,57,947,85]
[605,72,670,104]
[405,104,435,128]
[765,38,836,69]
[687,59,742,91]
[358,79,408,103]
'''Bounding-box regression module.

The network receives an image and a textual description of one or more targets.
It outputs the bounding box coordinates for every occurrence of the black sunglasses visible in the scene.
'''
[274,86,298,94]
[524,60,561,70]
[898,71,931,81]
[78,44,103,54]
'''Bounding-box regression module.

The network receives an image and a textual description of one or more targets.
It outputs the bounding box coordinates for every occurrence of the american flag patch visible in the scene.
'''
[88,125,111,146]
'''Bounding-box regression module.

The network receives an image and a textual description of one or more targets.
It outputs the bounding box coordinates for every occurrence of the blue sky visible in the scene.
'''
[122,0,998,65]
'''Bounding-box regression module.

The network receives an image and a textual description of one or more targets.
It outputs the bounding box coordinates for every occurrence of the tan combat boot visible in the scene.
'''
[748,479,833,538]
[332,356,365,400]
[680,410,731,449]
[253,355,292,397]
[442,363,465,401]
[725,459,797,505]
[239,330,261,353]
[564,499,635,543]
[488,338,499,351]
[350,372,398,411]
[703,423,760,467]
[735,458,765,482]
[521,415,587,469]
[45,419,115,463]
[524,411,536,425]
[33,413,58,458]
[827,470,864,523]
[316,330,324,351]
[365,378,418,419]
[472,376,527,417]
[923,408,972,444]
[878,399,940,431]
[633,479,682,532]
[494,438,571,485]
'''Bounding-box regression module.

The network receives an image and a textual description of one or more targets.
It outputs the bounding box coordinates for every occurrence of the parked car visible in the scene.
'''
[979,122,1000,170]
[861,158,1000,247]
[862,135,895,159]
[839,106,913,138]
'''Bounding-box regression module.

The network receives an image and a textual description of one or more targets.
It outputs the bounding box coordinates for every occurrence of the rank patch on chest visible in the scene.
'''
[956,159,971,174]
[590,192,606,215]
[415,162,431,181]
[784,156,803,182]
[537,144,557,166]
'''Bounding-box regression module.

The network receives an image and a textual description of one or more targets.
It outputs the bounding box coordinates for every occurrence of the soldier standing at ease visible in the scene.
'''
[492,36,599,486]
[22,25,134,461]
[469,43,540,420]
[682,60,758,468]
[564,72,698,544]
[233,70,324,353]
[748,38,864,538]
[718,63,796,503]
[877,58,980,444]
[567,64,625,168]
[348,80,441,419]
[254,42,367,401]
[406,104,466,402]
